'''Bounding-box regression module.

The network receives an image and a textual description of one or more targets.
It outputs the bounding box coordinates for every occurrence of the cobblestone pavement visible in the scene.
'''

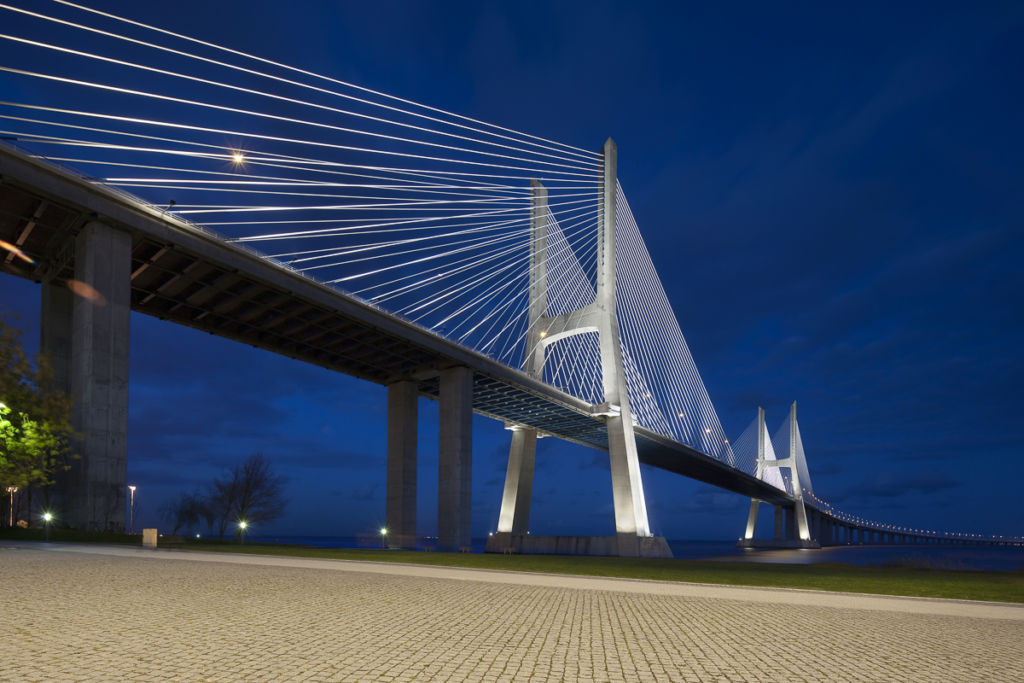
[1,544,1022,682]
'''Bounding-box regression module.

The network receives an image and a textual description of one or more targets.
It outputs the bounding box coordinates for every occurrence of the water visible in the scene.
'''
[247,535,1024,572]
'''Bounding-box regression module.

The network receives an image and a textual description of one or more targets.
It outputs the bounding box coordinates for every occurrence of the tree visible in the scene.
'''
[160,490,212,537]
[0,315,76,499]
[207,453,286,539]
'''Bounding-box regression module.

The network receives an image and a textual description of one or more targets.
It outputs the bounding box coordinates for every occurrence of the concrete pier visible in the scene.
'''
[496,427,536,535]
[438,366,472,551]
[385,380,418,548]
[45,221,131,531]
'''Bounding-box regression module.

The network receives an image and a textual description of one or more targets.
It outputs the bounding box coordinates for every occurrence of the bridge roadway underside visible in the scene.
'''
[0,145,793,533]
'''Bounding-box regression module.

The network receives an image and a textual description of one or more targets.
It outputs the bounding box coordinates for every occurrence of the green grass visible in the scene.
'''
[4,528,1021,603]
[175,541,1024,604]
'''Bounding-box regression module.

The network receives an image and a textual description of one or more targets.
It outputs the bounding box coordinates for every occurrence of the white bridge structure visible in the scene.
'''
[0,2,1016,554]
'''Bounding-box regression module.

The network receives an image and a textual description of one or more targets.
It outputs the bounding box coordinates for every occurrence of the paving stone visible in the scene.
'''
[0,545,1021,682]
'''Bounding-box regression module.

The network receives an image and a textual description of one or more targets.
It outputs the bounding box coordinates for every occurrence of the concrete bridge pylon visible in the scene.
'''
[739,402,819,549]
[487,139,671,558]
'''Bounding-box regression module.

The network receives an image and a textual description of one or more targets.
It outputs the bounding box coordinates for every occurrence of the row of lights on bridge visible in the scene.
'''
[802,488,1021,542]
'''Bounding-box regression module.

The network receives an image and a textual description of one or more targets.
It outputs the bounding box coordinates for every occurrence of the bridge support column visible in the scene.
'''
[386,380,418,548]
[438,366,472,552]
[774,506,783,540]
[743,500,760,541]
[45,220,131,532]
[496,427,536,535]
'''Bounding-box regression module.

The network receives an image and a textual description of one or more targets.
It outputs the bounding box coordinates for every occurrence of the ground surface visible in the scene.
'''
[2,543,1022,682]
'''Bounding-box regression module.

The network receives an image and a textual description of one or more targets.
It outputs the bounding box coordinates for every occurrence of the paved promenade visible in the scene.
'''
[1,543,1021,682]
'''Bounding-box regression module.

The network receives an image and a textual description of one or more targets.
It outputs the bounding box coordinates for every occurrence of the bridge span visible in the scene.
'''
[0,2,1014,553]
[1,143,799,551]
[7,142,1012,555]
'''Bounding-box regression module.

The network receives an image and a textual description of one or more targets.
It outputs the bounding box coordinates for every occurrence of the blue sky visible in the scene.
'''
[1,0,1022,540]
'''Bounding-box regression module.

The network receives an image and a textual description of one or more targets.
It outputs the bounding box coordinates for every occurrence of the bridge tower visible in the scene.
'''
[739,402,818,548]
[489,139,670,558]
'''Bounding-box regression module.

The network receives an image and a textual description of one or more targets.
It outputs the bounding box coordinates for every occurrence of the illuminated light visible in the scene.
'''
[704,428,710,434]
[538,330,547,338]
[231,150,246,165]
[380,527,388,536]
[0,239,35,265]
[42,512,53,522]
[195,533,201,539]
[67,280,107,306]
[238,520,248,530]
[677,413,684,419]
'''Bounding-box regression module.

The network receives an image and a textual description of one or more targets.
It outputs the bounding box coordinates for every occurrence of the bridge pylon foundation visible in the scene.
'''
[485,532,672,558]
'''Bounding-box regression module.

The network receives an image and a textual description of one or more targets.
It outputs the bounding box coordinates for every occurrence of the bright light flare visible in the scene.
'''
[0,239,35,265]
[238,520,248,530]
[380,527,388,536]
[67,280,107,305]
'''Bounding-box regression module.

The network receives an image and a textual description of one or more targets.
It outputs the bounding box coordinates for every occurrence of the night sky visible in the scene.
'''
[1,1,1022,541]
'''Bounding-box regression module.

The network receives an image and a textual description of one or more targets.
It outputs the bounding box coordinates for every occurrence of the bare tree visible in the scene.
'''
[160,490,211,537]
[208,472,240,540]
[208,453,286,540]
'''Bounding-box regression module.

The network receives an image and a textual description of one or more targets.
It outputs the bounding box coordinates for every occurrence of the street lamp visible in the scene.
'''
[42,511,53,541]
[6,486,17,527]
[380,526,388,548]
[237,520,247,544]
[128,485,137,535]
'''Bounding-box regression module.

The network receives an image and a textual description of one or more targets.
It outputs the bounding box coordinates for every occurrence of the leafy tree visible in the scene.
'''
[207,453,286,539]
[0,315,76,496]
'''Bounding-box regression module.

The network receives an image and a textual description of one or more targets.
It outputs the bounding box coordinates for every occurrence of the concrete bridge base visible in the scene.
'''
[485,532,673,558]
[736,538,820,550]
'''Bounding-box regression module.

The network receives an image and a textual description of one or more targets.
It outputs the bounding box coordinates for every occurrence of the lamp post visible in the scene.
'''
[127,485,137,534]
[238,520,247,544]
[6,486,17,527]
[380,527,388,548]
[42,511,52,541]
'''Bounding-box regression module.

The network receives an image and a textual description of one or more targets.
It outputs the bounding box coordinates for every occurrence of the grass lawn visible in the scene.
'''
[4,528,1021,603]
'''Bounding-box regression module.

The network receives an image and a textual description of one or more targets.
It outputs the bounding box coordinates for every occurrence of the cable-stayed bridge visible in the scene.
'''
[0,2,1016,554]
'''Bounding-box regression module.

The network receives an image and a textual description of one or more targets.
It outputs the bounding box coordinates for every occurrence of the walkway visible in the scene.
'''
[1,542,1021,681]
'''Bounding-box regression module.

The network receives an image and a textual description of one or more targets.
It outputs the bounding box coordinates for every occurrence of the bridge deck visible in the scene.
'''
[0,143,793,507]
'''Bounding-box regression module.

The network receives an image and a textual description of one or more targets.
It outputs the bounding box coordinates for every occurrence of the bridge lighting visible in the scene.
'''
[231,150,246,165]
[0,239,34,265]
[538,330,547,338]
[42,510,53,540]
